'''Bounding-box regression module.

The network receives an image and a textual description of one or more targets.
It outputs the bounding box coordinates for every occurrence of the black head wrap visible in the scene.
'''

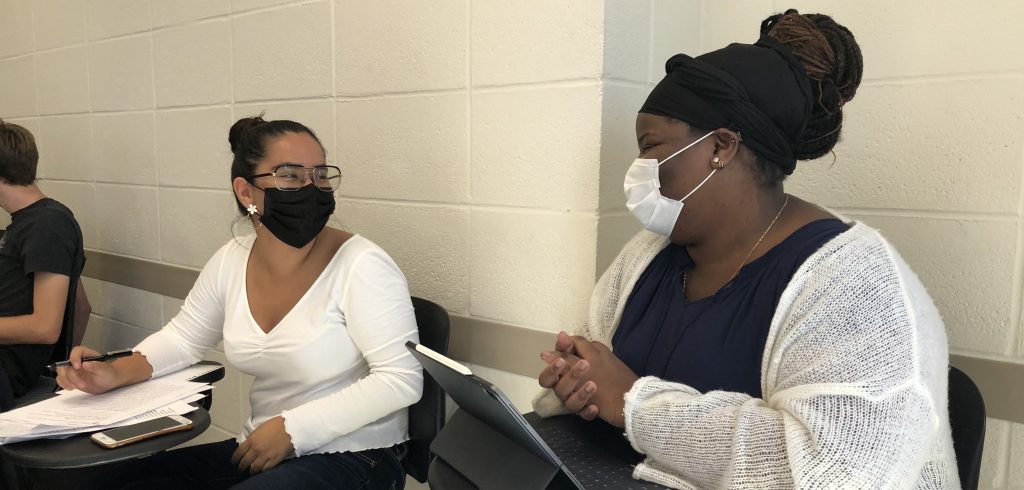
[640,36,813,174]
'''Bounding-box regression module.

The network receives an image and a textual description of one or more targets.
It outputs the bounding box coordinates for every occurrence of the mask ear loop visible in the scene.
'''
[655,131,717,202]
[678,168,718,202]
[657,131,715,167]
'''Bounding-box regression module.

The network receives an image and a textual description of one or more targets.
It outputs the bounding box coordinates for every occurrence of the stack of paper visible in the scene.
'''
[0,364,219,444]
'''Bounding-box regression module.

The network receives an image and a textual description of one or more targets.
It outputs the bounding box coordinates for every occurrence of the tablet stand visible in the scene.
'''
[430,409,577,490]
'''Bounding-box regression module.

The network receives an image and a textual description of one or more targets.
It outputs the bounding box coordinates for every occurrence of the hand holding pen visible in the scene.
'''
[55,346,152,395]
[47,348,134,371]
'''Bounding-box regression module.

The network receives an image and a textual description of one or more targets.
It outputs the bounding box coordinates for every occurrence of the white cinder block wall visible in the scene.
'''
[0,0,609,455]
[3,0,1024,487]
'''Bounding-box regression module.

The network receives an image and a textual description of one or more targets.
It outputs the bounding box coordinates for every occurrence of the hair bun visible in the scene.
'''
[761,9,863,160]
[227,114,267,154]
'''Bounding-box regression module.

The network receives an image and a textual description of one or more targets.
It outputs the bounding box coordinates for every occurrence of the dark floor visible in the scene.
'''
[1,460,126,490]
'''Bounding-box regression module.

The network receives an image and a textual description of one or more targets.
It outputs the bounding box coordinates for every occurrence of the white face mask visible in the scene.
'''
[624,131,716,236]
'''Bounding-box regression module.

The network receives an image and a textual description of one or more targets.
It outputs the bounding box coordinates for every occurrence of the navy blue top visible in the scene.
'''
[611,219,850,398]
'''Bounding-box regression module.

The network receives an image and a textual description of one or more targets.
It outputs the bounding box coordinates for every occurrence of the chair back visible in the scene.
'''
[47,279,78,368]
[405,297,450,483]
[948,366,985,490]
[46,224,85,371]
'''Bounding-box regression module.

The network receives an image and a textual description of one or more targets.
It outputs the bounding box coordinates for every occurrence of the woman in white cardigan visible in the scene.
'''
[534,10,959,489]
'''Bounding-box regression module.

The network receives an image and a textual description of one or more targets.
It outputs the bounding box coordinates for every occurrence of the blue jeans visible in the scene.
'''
[80,439,407,490]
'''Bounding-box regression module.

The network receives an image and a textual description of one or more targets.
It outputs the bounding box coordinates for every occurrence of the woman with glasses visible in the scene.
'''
[57,116,422,490]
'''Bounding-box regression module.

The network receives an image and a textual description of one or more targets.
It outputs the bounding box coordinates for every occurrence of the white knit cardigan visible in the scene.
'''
[533,223,960,489]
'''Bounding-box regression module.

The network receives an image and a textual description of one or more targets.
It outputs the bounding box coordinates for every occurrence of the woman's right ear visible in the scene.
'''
[709,129,742,168]
[232,177,252,208]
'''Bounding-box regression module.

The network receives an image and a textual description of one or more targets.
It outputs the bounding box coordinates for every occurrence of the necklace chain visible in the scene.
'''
[682,195,790,298]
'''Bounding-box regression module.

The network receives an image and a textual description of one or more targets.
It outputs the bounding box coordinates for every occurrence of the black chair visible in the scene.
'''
[406,297,450,484]
[948,366,985,490]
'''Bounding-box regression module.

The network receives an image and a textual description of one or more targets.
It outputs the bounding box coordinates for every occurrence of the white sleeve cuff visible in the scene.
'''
[532,388,573,418]
[281,406,319,457]
[134,330,198,378]
[623,376,697,455]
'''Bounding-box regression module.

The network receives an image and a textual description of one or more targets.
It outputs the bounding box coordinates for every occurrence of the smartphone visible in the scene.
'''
[90,415,194,449]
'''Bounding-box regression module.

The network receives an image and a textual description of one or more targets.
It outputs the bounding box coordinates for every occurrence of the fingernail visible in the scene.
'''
[555,359,565,368]
[579,361,589,371]
[586,383,596,393]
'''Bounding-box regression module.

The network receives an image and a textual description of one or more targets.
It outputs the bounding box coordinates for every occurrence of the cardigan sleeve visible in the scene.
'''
[281,246,423,455]
[621,234,955,489]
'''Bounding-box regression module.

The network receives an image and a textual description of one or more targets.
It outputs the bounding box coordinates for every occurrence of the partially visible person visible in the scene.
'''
[0,118,87,411]
[58,115,422,489]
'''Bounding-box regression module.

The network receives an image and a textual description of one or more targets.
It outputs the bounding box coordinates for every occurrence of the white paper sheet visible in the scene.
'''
[0,393,208,444]
[156,364,224,384]
[0,377,210,428]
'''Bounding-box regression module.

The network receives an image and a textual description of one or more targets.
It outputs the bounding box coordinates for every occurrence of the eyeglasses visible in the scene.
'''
[249,164,342,191]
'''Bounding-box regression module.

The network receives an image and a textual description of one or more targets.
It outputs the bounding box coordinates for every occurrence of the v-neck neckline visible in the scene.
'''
[240,234,357,336]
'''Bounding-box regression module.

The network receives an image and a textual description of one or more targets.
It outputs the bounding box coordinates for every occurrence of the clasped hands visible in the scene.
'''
[537,332,638,428]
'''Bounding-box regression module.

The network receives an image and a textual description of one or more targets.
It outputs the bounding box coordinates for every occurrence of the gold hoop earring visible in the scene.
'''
[711,156,725,169]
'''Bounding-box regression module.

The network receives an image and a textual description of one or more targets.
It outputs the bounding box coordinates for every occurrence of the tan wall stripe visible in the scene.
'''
[84,250,197,299]
[449,315,554,378]
[949,354,1023,424]
[82,249,1023,424]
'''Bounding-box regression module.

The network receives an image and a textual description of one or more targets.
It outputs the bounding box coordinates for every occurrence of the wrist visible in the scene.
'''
[112,352,154,387]
[609,398,627,428]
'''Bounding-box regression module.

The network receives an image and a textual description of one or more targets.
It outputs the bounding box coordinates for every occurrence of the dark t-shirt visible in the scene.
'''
[0,198,84,396]
[612,219,850,399]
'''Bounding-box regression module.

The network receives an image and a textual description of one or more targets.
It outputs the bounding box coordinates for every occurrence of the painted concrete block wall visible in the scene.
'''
[330,0,606,337]
[597,0,701,275]
[0,0,607,471]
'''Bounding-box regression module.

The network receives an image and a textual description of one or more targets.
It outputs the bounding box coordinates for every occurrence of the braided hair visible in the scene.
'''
[750,9,863,186]
[764,10,862,159]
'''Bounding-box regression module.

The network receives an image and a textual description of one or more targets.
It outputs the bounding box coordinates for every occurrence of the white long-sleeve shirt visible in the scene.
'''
[136,234,423,456]
[534,223,959,489]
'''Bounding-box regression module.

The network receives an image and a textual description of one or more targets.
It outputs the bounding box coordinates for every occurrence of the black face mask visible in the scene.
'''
[259,185,335,248]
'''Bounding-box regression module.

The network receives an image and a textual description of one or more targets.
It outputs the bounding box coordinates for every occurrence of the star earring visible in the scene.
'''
[246,203,263,231]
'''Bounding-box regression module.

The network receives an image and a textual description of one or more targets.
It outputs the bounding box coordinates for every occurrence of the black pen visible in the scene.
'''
[46,349,134,371]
